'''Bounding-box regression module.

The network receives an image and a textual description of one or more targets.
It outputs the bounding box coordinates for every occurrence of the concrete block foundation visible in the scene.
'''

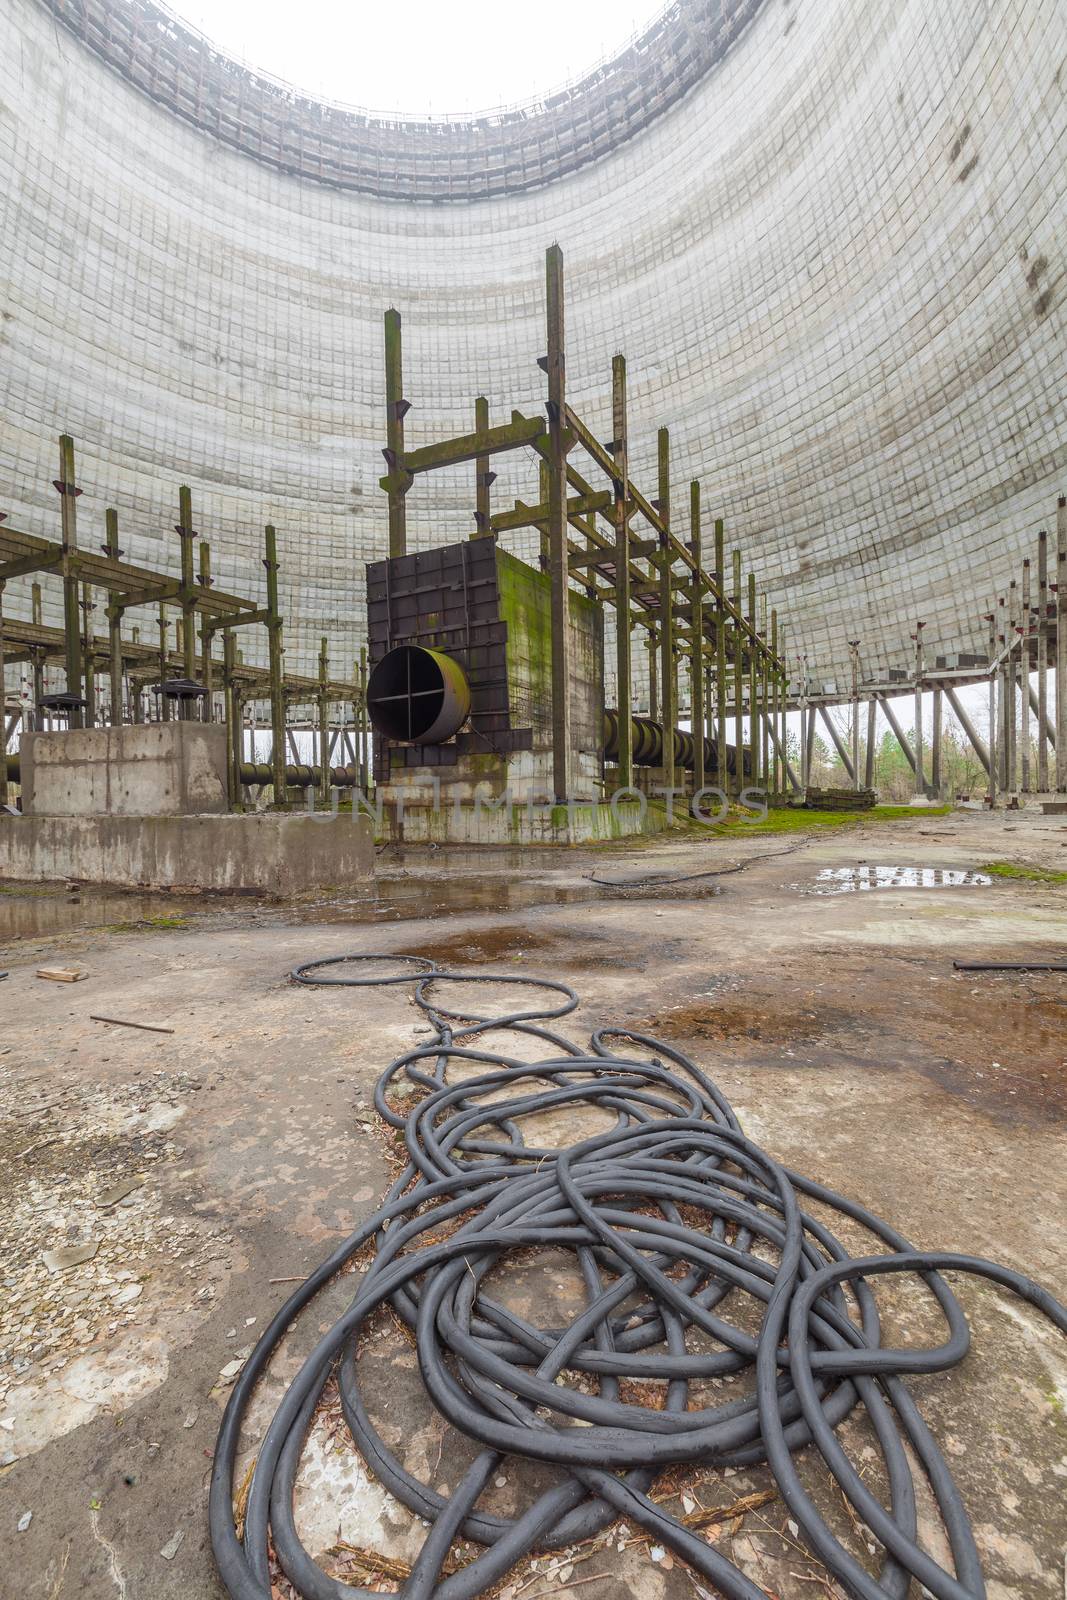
[0,814,374,894]
[22,725,229,817]
[376,798,685,846]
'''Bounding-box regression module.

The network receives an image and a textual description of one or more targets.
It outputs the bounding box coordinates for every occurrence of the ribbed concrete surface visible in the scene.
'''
[1,0,1064,687]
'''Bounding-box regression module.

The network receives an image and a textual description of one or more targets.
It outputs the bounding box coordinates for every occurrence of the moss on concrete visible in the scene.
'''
[980,860,1067,884]
[710,804,953,836]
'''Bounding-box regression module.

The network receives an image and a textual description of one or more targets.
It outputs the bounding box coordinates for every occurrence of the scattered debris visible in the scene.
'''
[17,1511,32,1533]
[90,1015,176,1034]
[159,1530,185,1561]
[36,967,88,983]
[953,960,1067,972]
[96,1179,144,1209]
[219,1359,243,1381]
[42,1240,99,1273]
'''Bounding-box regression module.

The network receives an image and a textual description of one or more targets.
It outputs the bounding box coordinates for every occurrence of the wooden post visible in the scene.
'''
[223,629,238,807]
[715,520,727,794]
[318,636,330,807]
[56,435,83,725]
[80,582,96,727]
[199,541,214,723]
[656,428,676,797]
[157,604,170,723]
[912,621,924,796]
[1007,582,1018,794]
[177,485,197,719]
[747,572,758,788]
[473,395,493,537]
[732,550,743,796]
[770,609,780,796]
[1020,558,1031,794]
[1037,530,1049,792]
[545,245,574,803]
[31,583,45,729]
[690,481,704,798]
[759,594,769,789]
[931,686,943,797]
[384,309,407,559]
[264,524,287,807]
[987,611,998,806]
[358,645,368,792]
[849,641,861,790]
[612,355,633,790]
[1056,498,1066,794]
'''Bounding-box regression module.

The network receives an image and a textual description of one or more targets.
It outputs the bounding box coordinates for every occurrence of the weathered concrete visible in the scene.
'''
[0,812,373,892]
[0,806,1064,1597]
[22,725,229,817]
[376,793,681,845]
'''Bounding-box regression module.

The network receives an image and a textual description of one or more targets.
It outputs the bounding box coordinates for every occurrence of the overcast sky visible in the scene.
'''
[169,0,663,114]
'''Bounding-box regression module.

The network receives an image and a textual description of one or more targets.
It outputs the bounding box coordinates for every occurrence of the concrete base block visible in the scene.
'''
[377,799,683,846]
[22,724,229,816]
[0,814,374,894]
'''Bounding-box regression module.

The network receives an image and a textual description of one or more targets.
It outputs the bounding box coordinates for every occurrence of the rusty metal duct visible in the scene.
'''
[602,710,747,777]
[366,645,471,744]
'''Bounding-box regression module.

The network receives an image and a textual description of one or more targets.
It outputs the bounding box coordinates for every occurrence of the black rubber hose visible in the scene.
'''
[209,953,1067,1600]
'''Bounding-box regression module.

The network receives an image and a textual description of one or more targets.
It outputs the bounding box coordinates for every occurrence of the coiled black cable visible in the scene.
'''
[210,953,1067,1600]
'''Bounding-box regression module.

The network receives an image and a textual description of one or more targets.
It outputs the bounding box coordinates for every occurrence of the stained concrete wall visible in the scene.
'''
[0,814,374,892]
[1,0,1064,690]
[22,725,229,816]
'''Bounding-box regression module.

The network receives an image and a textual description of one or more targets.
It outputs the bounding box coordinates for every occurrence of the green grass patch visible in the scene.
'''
[980,860,1067,885]
[708,803,951,836]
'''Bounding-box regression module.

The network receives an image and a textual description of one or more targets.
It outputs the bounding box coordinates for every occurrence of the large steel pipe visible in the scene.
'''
[603,709,748,777]
[366,645,471,744]
[237,762,360,789]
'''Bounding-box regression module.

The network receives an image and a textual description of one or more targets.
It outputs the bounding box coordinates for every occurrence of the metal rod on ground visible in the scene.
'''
[1037,529,1049,792]
[612,354,633,790]
[545,243,574,804]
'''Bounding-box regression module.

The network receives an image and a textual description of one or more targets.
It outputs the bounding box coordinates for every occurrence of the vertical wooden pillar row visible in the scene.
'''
[732,550,743,796]
[657,428,676,796]
[384,309,407,560]
[1056,498,1067,794]
[57,435,83,725]
[1037,531,1049,793]
[690,481,704,797]
[715,519,727,794]
[264,524,287,807]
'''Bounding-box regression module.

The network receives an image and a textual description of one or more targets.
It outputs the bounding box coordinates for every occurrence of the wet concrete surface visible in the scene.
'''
[1,805,1065,1597]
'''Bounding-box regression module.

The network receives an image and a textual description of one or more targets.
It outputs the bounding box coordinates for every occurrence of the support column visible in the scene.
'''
[879,694,918,777]
[31,584,45,730]
[199,541,214,723]
[747,572,758,789]
[864,696,877,790]
[318,636,330,808]
[157,604,170,723]
[647,628,658,722]
[0,580,7,807]
[987,611,998,806]
[223,630,238,808]
[1020,558,1031,794]
[264,524,288,808]
[358,645,369,793]
[943,684,990,777]
[1056,497,1067,794]
[384,309,408,559]
[690,480,704,799]
[931,685,943,797]
[912,621,925,797]
[80,582,96,728]
[473,395,493,537]
[818,704,855,782]
[732,550,743,796]
[104,509,125,727]
[56,434,83,725]
[715,520,727,794]
[612,354,633,789]
[1037,529,1049,792]
[849,641,861,790]
[759,594,769,789]
[545,244,574,804]
[770,610,780,796]
[177,485,197,720]
[657,428,676,797]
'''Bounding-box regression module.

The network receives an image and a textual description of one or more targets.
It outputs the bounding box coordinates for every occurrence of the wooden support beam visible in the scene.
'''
[198,540,213,723]
[747,571,758,788]
[264,524,287,807]
[177,484,196,720]
[612,354,633,790]
[473,395,492,537]
[732,550,743,797]
[404,414,546,476]
[864,695,877,790]
[878,692,918,775]
[384,309,407,558]
[1037,529,1049,792]
[1057,497,1067,794]
[657,429,676,794]
[545,244,574,803]
[690,481,704,796]
[931,685,942,796]
[715,519,727,793]
[1020,558,1031,794]
[943,684,990,777]
[57,434,83,724]
[818,704,855,782]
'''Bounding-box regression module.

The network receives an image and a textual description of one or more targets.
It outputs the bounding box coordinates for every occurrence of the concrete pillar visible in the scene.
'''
[1056,497,1067,794]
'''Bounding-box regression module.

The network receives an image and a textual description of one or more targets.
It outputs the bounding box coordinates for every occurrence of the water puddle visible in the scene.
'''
[803,866,991,896]
[0,884,208,941]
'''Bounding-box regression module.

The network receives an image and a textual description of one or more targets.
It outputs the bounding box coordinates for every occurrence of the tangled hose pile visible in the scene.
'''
[210,954,1067,1600]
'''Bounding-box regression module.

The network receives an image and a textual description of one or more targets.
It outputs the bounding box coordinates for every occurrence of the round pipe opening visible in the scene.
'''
[366,645,471,744]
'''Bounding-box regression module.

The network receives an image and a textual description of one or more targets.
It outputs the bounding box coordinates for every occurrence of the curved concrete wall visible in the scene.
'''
[1,0,1065,688]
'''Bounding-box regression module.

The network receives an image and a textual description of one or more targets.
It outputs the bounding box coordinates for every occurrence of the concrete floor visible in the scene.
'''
[1,805,1065,1599]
